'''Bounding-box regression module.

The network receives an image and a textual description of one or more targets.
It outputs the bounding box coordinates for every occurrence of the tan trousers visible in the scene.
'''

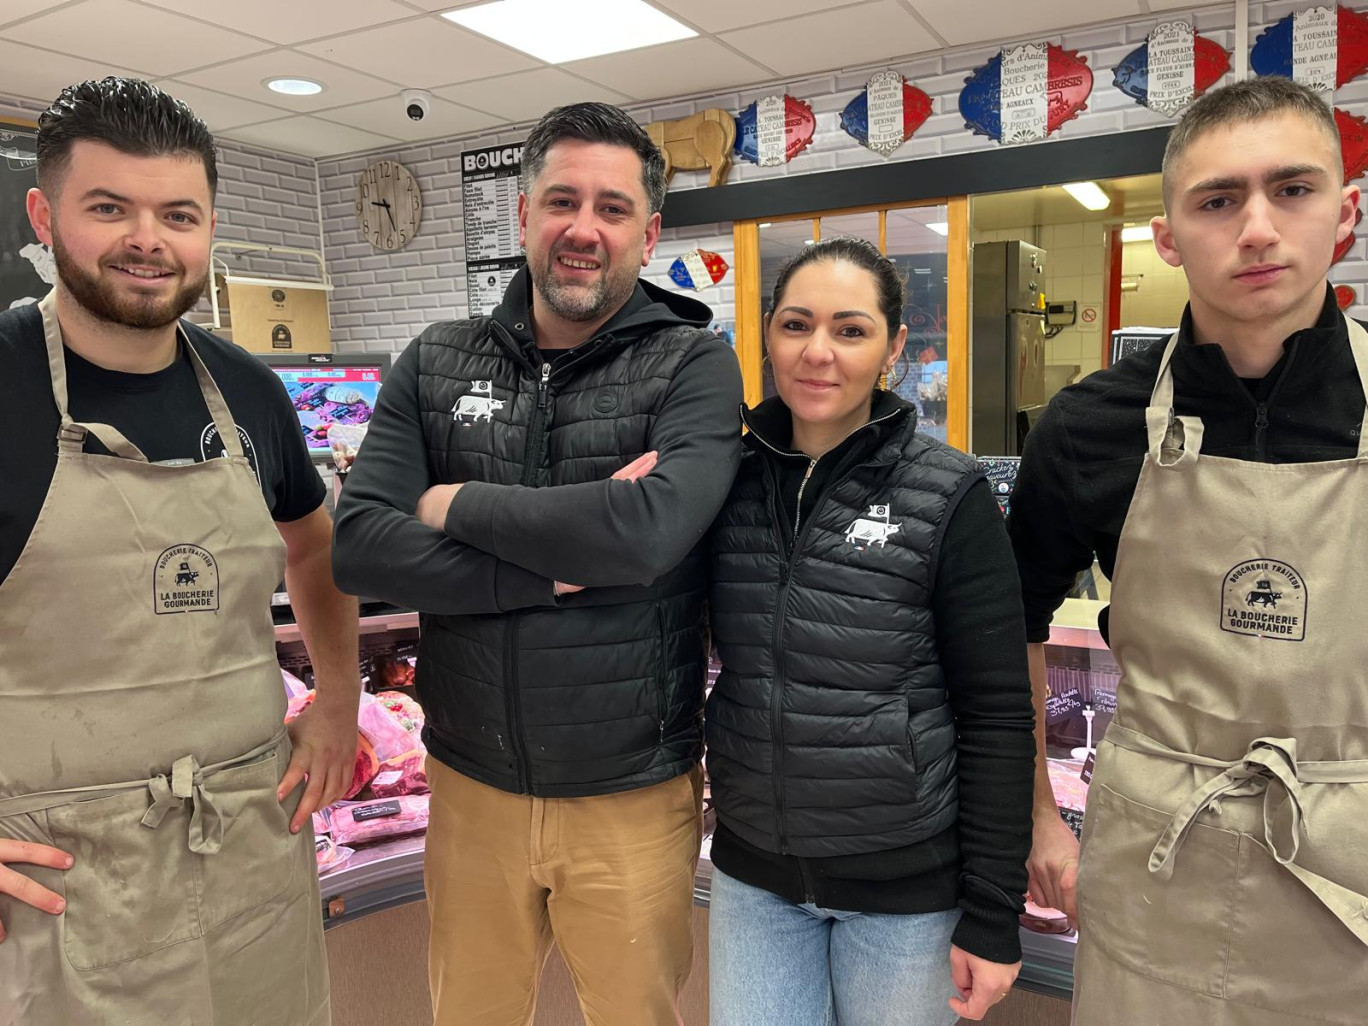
[425,758,704,1026]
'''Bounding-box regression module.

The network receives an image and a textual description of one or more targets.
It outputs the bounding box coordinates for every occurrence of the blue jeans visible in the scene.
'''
[708,868,961,1026]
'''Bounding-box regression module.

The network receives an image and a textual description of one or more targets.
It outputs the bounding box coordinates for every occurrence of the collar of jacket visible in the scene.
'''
[1170,283,1345,404]
[739,389,914,467]
[485,264,715,371]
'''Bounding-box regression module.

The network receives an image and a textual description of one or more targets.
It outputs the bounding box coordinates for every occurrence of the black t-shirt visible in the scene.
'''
[0,303,325,585]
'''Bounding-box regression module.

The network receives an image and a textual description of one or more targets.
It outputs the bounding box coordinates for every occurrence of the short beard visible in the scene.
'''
[532,251,637,325]
[52,232,206,330]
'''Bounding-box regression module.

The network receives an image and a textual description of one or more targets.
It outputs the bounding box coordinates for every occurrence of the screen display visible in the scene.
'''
[270,365,382,453]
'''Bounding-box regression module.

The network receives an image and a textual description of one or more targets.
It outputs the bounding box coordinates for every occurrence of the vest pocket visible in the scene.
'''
[46,788,200,970]
[1076,782,1239,996]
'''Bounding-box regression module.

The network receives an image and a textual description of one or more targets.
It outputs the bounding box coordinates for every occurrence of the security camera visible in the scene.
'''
[402,89,432,122]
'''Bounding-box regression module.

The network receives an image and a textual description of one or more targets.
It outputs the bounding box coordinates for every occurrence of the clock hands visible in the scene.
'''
[371,199,397,230]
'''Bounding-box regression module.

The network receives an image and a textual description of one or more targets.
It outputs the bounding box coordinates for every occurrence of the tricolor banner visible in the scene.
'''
[959,43,1093,144]
[1251,5,1368,94]
[840,72,933,156]
[1113,22,1231,116]
[734,94,816,167]
[668,249,729,291]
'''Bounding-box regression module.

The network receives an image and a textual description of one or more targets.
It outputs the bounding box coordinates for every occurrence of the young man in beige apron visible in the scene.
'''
[0,79,361,1025]
[1010,77,1368,1024]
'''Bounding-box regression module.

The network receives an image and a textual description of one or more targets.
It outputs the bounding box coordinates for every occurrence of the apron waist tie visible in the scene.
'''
[0,729,286,857]
[1107,724,1368,944]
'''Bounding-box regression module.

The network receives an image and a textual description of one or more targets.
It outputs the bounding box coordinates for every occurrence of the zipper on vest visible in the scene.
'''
[536,361,551,409]
[770,561,794,854]
[519,362,553,487]
[791,459,817,540]
[796,857,815,906]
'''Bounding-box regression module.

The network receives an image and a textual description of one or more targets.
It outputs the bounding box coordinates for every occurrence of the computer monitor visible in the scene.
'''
[259,353,392,460]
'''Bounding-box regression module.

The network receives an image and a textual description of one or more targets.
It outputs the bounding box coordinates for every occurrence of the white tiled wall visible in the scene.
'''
[1120,239,1190,330]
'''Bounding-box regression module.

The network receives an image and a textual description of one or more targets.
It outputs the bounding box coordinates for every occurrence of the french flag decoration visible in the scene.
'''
[959,43,1093,144]
[668,249,729,291]
[734,94,817,167]
[840,72,933,156]
[1112,21,1231,116]
[1336,107,1368,181]
[1251,5,1368,92]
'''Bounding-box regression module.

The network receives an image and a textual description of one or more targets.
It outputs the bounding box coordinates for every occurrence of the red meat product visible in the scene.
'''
[369,752,428,798]
[1048,759,1090,813]
[314,832,355,875]
[347,736,379,800]
[357,691,419,762]
[330,794,430,846]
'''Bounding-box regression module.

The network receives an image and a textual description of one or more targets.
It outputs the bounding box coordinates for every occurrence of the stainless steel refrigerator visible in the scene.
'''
[971,240,1047,456]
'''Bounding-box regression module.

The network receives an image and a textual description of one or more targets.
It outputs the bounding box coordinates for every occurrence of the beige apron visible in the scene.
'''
[1071,317,1368,1026]
[0,292,329,1026]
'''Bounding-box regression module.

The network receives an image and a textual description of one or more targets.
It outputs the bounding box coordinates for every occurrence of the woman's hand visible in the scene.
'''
[0,840,73,943]
[949,945,1021,1020]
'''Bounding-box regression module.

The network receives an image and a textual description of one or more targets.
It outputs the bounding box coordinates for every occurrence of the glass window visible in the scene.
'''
[885,205,950,443]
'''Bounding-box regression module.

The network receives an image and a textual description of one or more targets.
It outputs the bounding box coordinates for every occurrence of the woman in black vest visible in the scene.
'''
[706,238,1035,1024]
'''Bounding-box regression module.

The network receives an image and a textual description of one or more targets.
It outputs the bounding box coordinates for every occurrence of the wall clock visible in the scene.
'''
[355,159,421,251]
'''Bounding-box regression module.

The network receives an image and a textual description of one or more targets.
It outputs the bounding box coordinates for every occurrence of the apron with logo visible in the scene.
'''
[1071,318,1368,1025]
[0,293,329,1026]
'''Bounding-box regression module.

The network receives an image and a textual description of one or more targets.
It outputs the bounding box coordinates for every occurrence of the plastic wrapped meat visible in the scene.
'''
[356,692,419,763]
[281,668,310,701]
[1049,758,1090,840]
[284,693,376,799]
[375,690,423,736]
[329,795,430,846]
[314,832,355,875]
[369,753,428,798]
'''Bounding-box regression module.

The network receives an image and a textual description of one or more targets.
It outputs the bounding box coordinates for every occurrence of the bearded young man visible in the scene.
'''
[0,78,360,1026]
[1010,76,1368,1024]
[332,102,742,1025]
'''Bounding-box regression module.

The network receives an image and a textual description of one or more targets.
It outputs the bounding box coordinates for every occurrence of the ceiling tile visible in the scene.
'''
[0,0,79,26]
[0,38,144,103]
[906,0,1143,46]
[564,38,772,102]
[434,67,631,124]
[152,80,292,131]
[296,17,540,90]
[720,0,939,77]
[318,95,502,142]
[136,0,417,46]
[180,51,395,112]
[218,115,398,158]
[651,0,868,34]
[1144,0,1206,9]
[0,0,270,78]
[398,0,490,9]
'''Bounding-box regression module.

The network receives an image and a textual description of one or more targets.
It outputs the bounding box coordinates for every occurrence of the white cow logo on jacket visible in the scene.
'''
[452,380,505,424]
[846,503,900,549]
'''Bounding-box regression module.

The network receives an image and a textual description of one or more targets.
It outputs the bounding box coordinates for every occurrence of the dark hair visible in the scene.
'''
[520,102,667,214]
[769,236,907,341]
[1162,76,1340,209]
[37,77,218,197]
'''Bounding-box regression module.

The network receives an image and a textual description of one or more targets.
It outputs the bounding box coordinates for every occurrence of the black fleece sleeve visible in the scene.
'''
[934,479,1036,964]
[442,336,743,587]
[1007,401,1097,643]
[331,337,558,615]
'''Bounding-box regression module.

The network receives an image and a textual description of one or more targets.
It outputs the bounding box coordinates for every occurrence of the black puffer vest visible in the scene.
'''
[707,396,982,856]
[415,275,713,798]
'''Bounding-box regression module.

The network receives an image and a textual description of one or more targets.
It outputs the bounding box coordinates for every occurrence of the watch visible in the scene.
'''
[355,160,421,251]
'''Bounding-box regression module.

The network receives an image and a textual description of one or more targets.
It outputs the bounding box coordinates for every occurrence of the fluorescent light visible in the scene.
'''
[1121,224,1153,243]
[804,239,815,245]
[266,77,324,96]
[925,222,949,236]
[758,222,773,229]
[444,0,696,64]
[1062,181,1110,211]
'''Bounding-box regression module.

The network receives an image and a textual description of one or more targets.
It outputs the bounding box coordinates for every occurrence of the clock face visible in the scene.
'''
[355,160,421,251]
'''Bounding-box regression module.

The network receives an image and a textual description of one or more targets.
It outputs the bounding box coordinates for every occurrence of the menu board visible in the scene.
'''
[461,144,525,316]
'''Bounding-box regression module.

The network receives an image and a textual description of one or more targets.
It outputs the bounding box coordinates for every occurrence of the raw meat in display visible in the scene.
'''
[375,690,424,736]
[314,832,355,875]
[347,736,379,800]
[369,753,428,798]
[329,795,430,846]
[357,691,420,762]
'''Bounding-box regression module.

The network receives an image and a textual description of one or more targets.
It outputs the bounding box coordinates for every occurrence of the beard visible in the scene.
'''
[52,232,206,330]
[531,246,639,324]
